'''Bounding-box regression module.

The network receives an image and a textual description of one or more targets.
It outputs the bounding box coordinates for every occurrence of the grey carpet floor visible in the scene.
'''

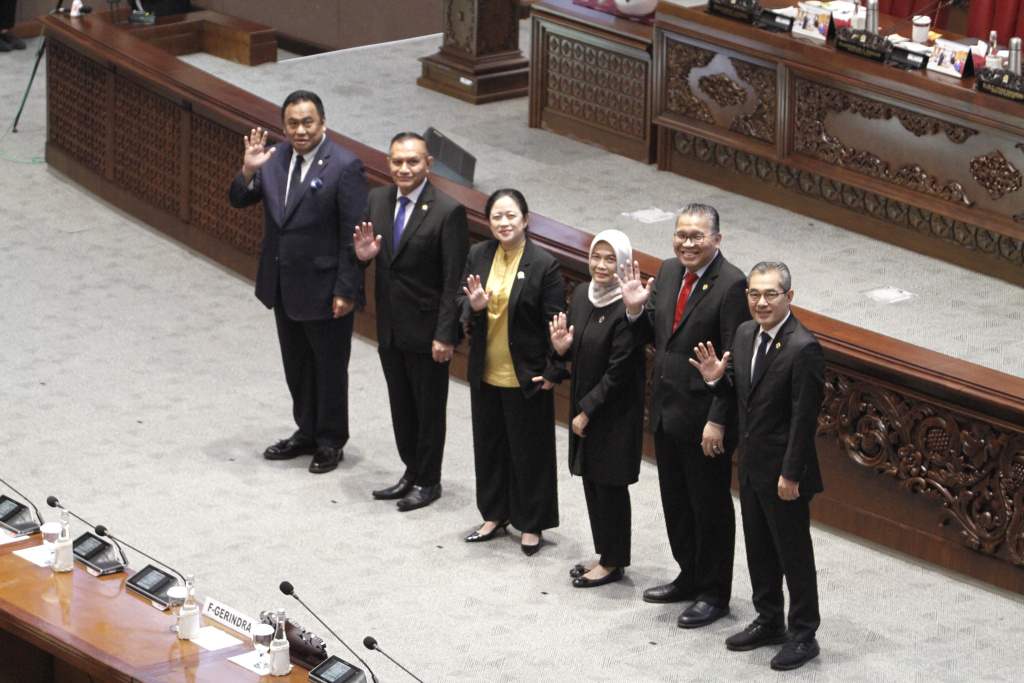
[1,20,1023,683]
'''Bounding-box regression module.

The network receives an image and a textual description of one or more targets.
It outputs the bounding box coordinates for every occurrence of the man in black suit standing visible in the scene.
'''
[352,133,468,512]
[229,90,368,474]
[691,261,825,671]
[620,204,749,628]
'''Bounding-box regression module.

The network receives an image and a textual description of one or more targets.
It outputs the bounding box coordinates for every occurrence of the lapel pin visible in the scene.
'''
[517,271,525,280]
[598,315,605,323]
[317,159,323,165]
[775,342,781,349]
[422,205,429,211]
[702,284,708,290]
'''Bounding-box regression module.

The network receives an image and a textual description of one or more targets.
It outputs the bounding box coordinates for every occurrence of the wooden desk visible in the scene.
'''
[0,538,314,683]
[120,10,278,66]
[529,0,656,163]
[653,0,1024,285]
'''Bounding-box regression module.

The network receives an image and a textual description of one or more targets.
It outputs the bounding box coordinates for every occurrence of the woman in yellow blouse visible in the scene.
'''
[456,189,564,555]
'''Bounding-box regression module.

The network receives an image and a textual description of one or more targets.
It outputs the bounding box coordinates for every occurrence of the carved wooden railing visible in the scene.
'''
[40,13,1024,595]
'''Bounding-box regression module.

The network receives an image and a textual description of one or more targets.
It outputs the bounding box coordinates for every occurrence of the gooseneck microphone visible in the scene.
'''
[363,636,425,683]
[94,525,185,585]
[47,495,99,530]
[279,581,379,683]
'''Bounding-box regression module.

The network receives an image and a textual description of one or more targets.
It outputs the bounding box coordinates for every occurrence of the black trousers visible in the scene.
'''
[0,0,16,30]
[654,428,735,608]
[582,478,631,568]
[273,303,353,449]
[470,382,558,533]
[740,483,820,643]
[378,344,449,486]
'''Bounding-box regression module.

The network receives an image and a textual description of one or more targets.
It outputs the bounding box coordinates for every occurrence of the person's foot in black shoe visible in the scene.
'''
[308,447,342,473]
[464,520,509,542]
[0,37,10,53]
[725,622,788,651]
[372,477,413,500]
[264,436,317,460]
[677,600,729,629]
[520,531,542,556]
[642,582,696,604]
[397,484,441,512]
[572,566,623,588]
[769,639,819,671]
[569,562,598,578]
[0,32,26,50]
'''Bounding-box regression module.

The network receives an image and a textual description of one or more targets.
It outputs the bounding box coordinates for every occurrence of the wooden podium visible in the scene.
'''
[418,0,529,104]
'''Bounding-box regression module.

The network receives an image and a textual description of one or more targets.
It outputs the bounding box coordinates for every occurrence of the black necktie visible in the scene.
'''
[286,154,304,208]
[752,330,771,381]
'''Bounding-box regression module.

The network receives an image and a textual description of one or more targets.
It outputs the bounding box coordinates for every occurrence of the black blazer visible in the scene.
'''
[456,238,564,396]
[359,180,468,352]
[631,252,750,442]
[229,137,368,321]
[548,286,644,486]
[718,315,826,495]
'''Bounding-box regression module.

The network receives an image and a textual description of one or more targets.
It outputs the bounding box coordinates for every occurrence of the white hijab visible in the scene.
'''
[588,229,633,308]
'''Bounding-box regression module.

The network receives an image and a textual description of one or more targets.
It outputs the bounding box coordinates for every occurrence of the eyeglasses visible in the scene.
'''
[673,232,715,245]
[746,290,786,303]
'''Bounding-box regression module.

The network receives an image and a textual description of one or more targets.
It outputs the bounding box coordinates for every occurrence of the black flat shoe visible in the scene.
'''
[520,532,543,556]
[464,521,510,542]
[572,567,624,588]
[569,564,588,578]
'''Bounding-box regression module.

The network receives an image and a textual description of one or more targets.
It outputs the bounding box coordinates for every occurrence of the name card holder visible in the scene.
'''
[793,7,835,41]
[756,9,794,33]
[72,531,125,576]
[927,39,975,78]
[976,68,1024,102]
[835,28,890,63]
[708,0,761,24]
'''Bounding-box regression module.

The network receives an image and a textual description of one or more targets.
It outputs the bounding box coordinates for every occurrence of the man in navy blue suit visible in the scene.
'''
[230,90,368,474]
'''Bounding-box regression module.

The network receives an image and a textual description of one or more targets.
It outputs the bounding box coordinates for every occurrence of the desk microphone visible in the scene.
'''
[363,636,425,683]
[279,581,379,683]
[0,476,44,534]
[94,525,185,585]
[46,495,99,530]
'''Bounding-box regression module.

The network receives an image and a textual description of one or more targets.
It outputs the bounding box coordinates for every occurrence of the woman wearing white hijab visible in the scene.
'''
[543,230,646,587]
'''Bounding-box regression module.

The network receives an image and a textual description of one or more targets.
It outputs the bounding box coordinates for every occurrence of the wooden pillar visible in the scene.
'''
[418,0,529,104]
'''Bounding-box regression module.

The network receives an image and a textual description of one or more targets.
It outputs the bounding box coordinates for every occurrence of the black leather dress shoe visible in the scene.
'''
[642,582,696,604]
[464,521,509,542]
[677,600,730,629]
[572,567,624,588]
[263,437,317,461]
[397,484,441,512]
[372,478,413,500]
[770,639,819,671]
[308,447,342,474]
[725,622,788,651]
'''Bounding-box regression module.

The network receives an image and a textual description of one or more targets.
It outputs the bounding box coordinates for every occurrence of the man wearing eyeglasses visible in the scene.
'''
[620,203,749,629]
[690,261,825,671]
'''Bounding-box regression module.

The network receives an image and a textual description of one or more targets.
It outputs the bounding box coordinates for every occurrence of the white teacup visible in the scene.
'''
[912,15,931,44]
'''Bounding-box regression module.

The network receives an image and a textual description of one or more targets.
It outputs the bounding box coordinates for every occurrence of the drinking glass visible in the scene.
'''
[166,585,188,633]
[250,623,275,670]
[40,522,61,566]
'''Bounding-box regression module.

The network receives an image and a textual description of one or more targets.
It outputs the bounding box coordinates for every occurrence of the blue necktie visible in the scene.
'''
[752,331,771,381]
[393,196,411,248]
[286,154,303,209]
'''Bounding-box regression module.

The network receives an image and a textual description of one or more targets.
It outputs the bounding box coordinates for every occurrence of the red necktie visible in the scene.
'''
[673,272,699,330]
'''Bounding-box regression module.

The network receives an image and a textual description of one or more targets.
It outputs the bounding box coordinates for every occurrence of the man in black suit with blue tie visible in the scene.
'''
[691,261,826,671]
[229,90,368,474]
[352,132,468,512]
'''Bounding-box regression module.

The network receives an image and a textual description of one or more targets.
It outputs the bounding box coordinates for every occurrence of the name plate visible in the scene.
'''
[203,597,256,637]
[708,0,761,24]
[835,28,889,62]
[976,67,1024,102]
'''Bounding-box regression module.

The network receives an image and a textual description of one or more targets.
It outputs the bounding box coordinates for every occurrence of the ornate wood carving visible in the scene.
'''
[793,78,976,207]
[664,39,715,124]
[444,0,519,55]
[113,77,182,217]
[47,40,108,176]
[819,369,1024,566]
[189,115,263,257]
[670,130,1024,268]
[545,34,648,140]
[664,39,775,143]
[970,150,1023,201]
